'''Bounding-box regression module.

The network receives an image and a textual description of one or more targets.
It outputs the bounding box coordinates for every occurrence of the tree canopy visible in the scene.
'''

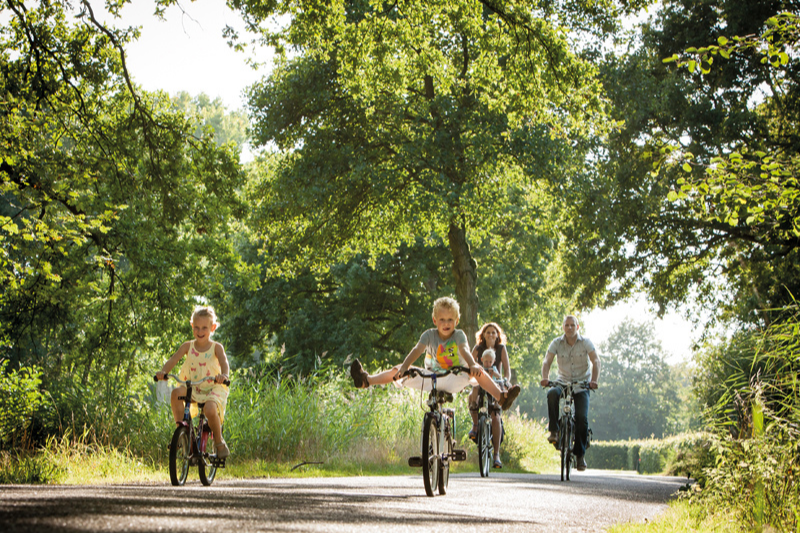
[0,0,245,388]
[236,0,628,342]
[560,0,800,329]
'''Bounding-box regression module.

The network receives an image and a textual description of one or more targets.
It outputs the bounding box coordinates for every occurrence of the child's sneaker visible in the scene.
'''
[350,359,370,389]
[468,424,477,442]
[500,385,521,411]
[216,441,230,459]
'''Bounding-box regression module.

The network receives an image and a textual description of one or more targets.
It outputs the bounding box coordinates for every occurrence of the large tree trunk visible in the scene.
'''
[448,222,478,346]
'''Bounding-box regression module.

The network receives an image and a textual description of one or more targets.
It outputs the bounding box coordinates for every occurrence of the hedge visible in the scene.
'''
[585,432,716,481]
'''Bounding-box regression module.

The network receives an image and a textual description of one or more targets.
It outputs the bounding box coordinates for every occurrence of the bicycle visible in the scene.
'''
[473,377,507,477]
[547,380,592,482]
[404,366,469,496]
[153,374,230,486]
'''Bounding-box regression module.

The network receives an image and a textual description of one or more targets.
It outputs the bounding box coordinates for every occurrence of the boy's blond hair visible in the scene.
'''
[481,348,496,364]
[432,297,460,319]
[191,305,219,326]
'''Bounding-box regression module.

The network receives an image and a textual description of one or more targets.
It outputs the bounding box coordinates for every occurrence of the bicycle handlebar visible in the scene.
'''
[154,373,231,387]
[401,366,470,379]
[545,379,596,390]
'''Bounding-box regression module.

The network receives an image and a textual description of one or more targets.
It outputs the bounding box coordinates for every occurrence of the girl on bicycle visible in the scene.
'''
[156,306,231,458]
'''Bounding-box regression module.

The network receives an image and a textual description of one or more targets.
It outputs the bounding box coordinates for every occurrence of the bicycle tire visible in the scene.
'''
[169,425,191,486]
[478,413,491,478]
[421,412,439,497]
[198,430,217,486]
[560,420,568,482]
[566,419,574,481]
[438,419,452,495]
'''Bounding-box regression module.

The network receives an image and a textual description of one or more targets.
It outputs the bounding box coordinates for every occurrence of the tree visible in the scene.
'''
[234,0,626,341]
[0,0,244,401]
[559,0,800,328]
[591,319,679,440]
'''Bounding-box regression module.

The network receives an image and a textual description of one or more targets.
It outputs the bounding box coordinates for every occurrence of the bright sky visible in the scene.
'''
[112,1,698,365]
[115,0,270,111]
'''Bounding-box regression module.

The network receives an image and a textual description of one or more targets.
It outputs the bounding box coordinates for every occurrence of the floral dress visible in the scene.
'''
[178,340,229,422]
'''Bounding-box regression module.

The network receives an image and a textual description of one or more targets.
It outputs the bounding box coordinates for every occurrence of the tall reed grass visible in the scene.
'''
[1,360,557,483]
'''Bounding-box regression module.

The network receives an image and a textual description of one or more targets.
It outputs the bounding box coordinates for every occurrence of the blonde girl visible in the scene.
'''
[156,306,231,458]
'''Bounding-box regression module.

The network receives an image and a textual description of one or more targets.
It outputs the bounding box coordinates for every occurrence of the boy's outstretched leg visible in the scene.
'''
[475,371,520,410]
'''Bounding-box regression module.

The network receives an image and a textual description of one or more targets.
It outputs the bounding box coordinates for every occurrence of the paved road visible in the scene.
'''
[1,470,689,532]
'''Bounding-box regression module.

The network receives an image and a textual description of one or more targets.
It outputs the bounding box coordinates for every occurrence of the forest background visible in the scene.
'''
[1,0,799,530]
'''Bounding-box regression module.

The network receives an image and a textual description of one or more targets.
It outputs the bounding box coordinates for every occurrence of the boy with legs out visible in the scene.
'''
[350,297,520,412]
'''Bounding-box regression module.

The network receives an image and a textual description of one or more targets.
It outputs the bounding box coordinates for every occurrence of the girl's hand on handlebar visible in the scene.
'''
[155,371,168,381]
[214,373,229,384]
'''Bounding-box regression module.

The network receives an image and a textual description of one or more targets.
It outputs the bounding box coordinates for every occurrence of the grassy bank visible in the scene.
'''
[1,366,558,484]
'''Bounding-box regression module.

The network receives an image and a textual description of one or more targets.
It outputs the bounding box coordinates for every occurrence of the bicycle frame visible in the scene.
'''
[405,367,468,496]
[475,377,505,477]
[549,380,590,481]
[155,374,229,486]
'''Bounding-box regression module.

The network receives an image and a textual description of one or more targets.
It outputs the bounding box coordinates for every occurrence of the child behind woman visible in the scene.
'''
[156,306,231,458]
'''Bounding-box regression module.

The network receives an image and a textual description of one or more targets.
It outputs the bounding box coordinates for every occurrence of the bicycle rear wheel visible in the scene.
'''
[478,413,491,478]
[421,412,439,497]
[198,429,217,486]
[169,425,191,486]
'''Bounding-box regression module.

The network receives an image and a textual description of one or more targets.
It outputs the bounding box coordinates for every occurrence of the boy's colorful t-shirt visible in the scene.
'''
[419,328,468,370]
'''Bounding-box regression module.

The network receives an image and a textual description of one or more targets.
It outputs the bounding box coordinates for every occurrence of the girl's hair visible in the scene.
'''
[432,297,460,319]
[475,322,507,347]
[191,305,219,326]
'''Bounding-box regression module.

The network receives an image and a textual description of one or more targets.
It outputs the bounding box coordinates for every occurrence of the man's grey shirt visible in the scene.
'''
[547,334,596,383]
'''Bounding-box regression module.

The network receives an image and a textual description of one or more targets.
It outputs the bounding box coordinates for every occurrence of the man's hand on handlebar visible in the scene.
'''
[589,381,598,390]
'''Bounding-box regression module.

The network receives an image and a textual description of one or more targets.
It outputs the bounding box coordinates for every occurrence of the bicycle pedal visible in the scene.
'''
[210,457,227,468]
[407,456,423,468]
[452,449,467,462]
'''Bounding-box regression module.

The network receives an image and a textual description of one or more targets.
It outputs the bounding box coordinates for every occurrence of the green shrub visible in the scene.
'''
[0,359,44,450]
[585,433,716,476]
[0,451,61,484]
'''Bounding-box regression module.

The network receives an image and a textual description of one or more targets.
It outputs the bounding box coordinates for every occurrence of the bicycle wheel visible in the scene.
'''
[438,422,452,495]
[566,419,575,481]
[198,430,217,486]
[478,414,491,478]
[559,421,569,482]
[421,412,439,497]
[169,425,191,486]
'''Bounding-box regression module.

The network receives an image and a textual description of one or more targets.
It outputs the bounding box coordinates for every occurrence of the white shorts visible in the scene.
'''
[393,370,476,394]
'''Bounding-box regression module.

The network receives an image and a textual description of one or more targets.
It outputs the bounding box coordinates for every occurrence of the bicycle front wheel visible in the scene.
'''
[421,412,439,497]
[438,421,452,495]
[559,421,569,482]
[566,419,575,481]
[478,414,491,478]
[198,430,217,486]
[169,425,191,486]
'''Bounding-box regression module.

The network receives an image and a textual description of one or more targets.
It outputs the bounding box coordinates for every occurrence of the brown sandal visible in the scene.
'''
[350,359,370,389]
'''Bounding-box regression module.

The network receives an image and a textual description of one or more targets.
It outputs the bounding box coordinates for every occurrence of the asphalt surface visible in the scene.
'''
[0,470,690,532]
